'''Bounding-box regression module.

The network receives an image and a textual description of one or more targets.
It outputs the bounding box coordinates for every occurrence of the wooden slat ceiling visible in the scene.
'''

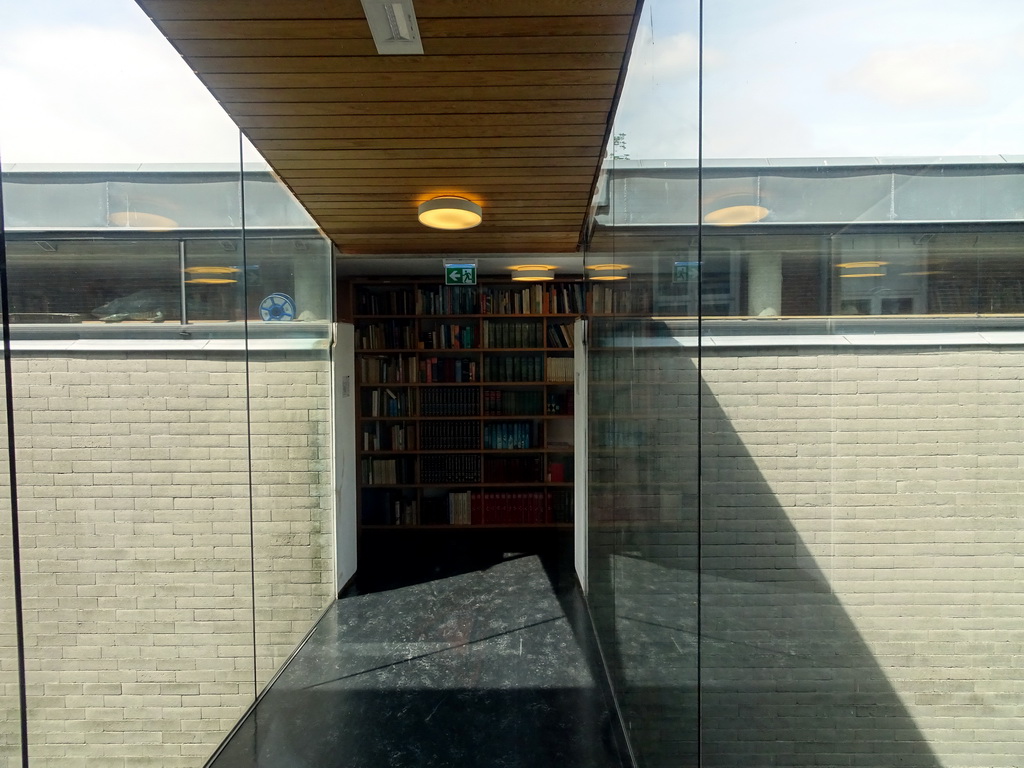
[135,0,640,254]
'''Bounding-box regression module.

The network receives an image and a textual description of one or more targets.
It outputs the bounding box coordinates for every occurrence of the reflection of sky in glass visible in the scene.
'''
[0,0,239,163]
[614,0,1024,159]
[5,1,1023,163]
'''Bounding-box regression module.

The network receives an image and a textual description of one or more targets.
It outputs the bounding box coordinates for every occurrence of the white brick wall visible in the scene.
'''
[0,351,333,767]
[590,343,1024,768]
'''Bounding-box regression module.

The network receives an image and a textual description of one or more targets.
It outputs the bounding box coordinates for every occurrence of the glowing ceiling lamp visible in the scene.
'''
[418,197,482,230]
[184,266,239,285]
[108,210,178,230]
[703,204,770,226]
[510,264,556,282]
[586,263,629,281]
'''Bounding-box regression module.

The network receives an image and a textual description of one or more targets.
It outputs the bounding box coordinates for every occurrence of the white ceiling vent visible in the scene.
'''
[360,0,424,55]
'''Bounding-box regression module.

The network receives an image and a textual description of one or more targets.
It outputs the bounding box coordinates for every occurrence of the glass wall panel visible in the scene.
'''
[1,3,262,765]
[0,255,20,766]
[3,180,256,767]
[585,0,702,765]
[589,2,1024,768]
[241,141,335,690]
[701,2,1024,767]
[4,238,181,324]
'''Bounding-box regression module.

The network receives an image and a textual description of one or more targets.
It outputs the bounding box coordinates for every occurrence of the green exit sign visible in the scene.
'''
[673,261,700,283]
[445,263,477,285]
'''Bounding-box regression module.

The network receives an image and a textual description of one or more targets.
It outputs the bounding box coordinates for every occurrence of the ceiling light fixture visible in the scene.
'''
[510,264,556,282]
[587,263,629,281]
[108,210,178,230]
[361,0,424,55]
[703,204,770,226]
[588,267,628,281]
[418,196,482,230]
[836,261,889,269]
[184,266,240,275]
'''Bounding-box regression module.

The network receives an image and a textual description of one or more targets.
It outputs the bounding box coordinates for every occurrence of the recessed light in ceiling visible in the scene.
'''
[361,0,424,55]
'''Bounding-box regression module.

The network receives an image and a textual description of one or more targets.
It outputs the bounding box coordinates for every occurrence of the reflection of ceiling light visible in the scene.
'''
[184,266,240,275]
[185,278,238,285]
[512,270,554,282]
[108,211,178,230]
[361,0,424,54]
[418,196,482,230]
[511,265,555,282]
[837,261,889,269]
[840,273,886,278]
[703,204,769,226]
[588,265,628,281]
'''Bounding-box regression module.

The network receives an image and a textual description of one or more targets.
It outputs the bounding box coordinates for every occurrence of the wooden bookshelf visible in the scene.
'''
[350,279,581,528]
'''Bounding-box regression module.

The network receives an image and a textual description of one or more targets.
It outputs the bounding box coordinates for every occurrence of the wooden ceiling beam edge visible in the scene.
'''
[576,0,645,251]
[212,87,619,104]
[250,137,607,149]
[242,127,609,140]
[233,114,608,128]
[173,35,630,58]
[151,17,634,40]
[205,70,621,88]
[225,102,613,116]
[186,53,626,74]
[260,147,604,160]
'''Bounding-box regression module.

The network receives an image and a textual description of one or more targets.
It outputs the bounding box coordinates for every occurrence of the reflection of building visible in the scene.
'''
[2,166,330,326]
[12,159,1024,327]
[591,158,1024,318]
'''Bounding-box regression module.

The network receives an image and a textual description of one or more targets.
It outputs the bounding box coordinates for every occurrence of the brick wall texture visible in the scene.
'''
[0,351,334,767]
[589,341,1024,768]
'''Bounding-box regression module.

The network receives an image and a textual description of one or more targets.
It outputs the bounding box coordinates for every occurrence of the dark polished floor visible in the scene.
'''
[207,532,629,768]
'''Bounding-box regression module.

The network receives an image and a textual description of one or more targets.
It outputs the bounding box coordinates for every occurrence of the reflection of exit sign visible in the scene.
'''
[445,263,477,285]
[673,261,700,283]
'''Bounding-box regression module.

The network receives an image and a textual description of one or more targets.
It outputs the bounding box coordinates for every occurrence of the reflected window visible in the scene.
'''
[5,239,180,324]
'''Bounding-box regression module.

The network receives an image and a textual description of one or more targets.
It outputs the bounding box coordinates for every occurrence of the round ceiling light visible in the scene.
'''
[418,196,482,230]
[586,263,629,281]
[510,264,556,282]
[703,204,770,226]
[108,210,179,230]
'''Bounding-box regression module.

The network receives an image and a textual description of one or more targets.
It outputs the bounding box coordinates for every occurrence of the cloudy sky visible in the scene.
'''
[615,0,1024,159]
[2,0,1023,163]
[0,0,240,163]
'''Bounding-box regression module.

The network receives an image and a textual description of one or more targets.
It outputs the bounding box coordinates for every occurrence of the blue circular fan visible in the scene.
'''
[259,292,296,321]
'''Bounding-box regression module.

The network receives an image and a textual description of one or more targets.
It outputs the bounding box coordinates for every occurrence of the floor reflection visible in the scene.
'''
[208,548,628,768]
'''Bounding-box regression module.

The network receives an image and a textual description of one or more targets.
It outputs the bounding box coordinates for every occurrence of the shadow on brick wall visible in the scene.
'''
[587,326,941,768]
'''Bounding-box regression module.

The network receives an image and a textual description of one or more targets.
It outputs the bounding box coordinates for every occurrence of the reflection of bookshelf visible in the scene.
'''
[351,280,581,528]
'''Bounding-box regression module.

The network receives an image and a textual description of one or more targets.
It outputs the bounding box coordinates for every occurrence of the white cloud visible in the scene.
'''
[836,43,996,108]
[0,20,239,163]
